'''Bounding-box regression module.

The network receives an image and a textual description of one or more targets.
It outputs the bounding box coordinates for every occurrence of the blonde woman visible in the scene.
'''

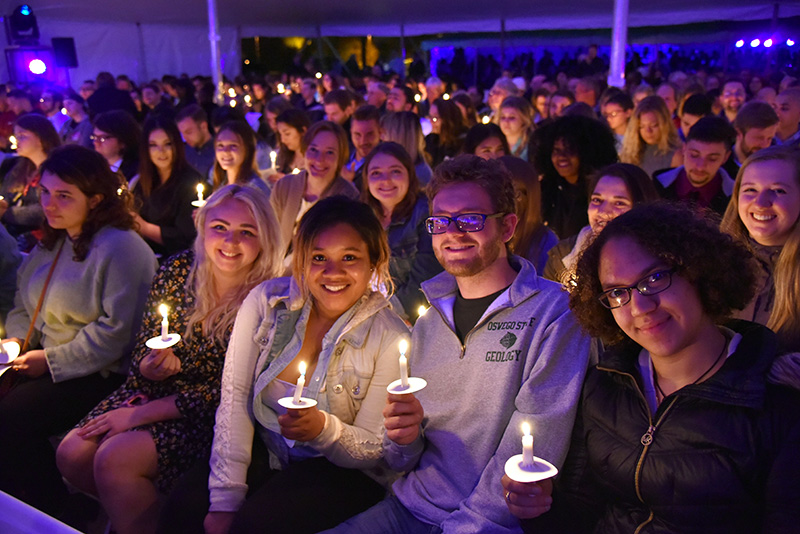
[620,95,682,176]
[721,146,800,352]
[499,96,534,161]
[57,184,283,534]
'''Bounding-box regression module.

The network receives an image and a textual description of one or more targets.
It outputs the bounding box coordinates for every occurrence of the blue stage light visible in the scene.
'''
[735,40,744,48]
[750,39,760,48]
[20,5,30,16]
[28,59,46,74]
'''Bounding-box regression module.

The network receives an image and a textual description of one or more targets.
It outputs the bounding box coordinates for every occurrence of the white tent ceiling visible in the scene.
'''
[9,0,800,37]
[1,0,798,86]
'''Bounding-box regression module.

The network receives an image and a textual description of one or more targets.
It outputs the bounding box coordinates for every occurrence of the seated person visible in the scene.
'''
[0,145,157,516]
[57,184,283,534]
[324,155,591,534]
[654,116,736,215]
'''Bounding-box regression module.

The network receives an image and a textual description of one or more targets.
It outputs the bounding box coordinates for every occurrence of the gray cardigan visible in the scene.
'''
[5,227,158,382]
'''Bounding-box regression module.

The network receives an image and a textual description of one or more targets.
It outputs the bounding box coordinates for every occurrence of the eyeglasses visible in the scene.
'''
[91,134,115,144]
[602,110,622,119]
[597,268,675,309]
[425,213,504,235]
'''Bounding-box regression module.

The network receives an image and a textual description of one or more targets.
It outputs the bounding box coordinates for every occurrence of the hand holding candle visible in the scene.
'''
[521,422,534,468]
[399,339,409,388]
[292,361,307,404]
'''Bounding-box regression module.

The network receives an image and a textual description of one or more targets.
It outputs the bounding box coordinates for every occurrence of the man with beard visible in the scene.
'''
[720,80,746,123]
[722,101,779,179]
[323,155,591,534]
[39,89,69,133]
[655,116,736,215]
[386,85,416,113]
[341,105,381,186]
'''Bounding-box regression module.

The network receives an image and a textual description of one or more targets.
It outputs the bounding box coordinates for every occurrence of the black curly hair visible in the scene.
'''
[569,202,757,347]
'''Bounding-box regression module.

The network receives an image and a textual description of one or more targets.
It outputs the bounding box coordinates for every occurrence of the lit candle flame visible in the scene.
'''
[481,115,491,124]
[227,88,236,98]
[229,100,237,108]
[298,361,307,377]
[244,94,251,103]
[418,306,428,317]
[277,83,285,94]
[522,422,531,436]
[9,135,17,150]
[315,72,322,79]
[159,304,169,319]
[442,93,450,100]
[398,339,408,356]
[414,94,421,102]
[291,167,301,174]
[196,183,204,195]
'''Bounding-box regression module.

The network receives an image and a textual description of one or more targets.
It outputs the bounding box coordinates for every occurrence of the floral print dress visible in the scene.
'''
[80,250,229,492]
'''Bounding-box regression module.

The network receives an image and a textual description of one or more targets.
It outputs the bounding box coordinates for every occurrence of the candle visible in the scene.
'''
[159,304,169,341]
[277,83,285,94]
[227,88,236,98]
[521,422,534,468]
[417,306,428,318]
[398,339,409,388]
[293,361,307,404]
[1,340,20,360]
[270,150,277,169]
[315,72,323,79]
[196,183,204,203]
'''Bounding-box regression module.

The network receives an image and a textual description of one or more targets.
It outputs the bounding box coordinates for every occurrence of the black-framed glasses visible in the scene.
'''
[597,268,676,309]
[425,213,504,235]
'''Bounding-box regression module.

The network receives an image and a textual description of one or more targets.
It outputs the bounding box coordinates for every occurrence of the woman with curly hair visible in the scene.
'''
[503,202,800,533]
[619,95,682,177]
[721,146,800,352]
[424,97,467,168]
[532,115,618,239]
[57,184,282,534]
[0,145,157,515]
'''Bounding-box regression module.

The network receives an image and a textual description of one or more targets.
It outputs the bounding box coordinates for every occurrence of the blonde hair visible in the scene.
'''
[620,95,680,166]
[184,184,284,344]
[380,111,430,166]
[721,146,800,350]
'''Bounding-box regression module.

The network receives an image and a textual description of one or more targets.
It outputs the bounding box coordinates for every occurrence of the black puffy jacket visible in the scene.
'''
[526,321,800,534]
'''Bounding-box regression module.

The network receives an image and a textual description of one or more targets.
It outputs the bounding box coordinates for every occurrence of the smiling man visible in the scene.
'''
[655,116,736,214]
[323,155,591,534]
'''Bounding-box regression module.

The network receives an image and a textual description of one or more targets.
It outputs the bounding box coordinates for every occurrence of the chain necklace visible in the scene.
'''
[654,336,728,401]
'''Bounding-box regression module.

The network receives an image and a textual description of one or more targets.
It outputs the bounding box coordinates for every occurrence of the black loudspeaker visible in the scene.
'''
[51,37,77,68]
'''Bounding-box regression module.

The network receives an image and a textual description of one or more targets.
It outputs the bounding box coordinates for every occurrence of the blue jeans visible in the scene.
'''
[320,495,442,534]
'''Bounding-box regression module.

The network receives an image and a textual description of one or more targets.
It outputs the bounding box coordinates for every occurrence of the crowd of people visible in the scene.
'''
[0,45,799,534]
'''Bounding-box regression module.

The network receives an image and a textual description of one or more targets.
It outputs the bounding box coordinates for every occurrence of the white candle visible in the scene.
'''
[521,422,534,468]
[270,150,277,169]
[293,361,307,404]
[159,304,169,341]
[196,183,204,203]
[398,339,409,388]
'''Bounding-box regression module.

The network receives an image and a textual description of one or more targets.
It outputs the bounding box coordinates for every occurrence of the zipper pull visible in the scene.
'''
[460,346,466,359]
[640,425,656,446]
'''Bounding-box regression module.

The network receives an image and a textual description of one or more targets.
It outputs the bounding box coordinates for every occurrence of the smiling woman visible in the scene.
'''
[721,146,800,351]
[158,196,408,534]
[132,115,205,258]
[56,184,283,534]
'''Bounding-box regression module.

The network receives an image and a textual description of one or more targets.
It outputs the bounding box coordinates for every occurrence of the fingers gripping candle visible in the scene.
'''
[293,361,307,404]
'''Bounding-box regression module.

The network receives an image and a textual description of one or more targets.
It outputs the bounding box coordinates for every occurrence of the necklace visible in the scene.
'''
[654,335,728,401]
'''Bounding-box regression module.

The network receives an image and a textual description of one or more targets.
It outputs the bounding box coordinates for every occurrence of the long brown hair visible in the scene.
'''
[500,156,547,258]
[39,145,135,261]
[137,115,189,198]
[360,142,420,223]
[721,146,800,350]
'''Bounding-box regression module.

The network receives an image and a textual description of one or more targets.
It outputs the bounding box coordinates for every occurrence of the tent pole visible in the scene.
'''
[316,26,324,69]
[136,22,148,84]
[607,0,629,88]
[207,0,224,105]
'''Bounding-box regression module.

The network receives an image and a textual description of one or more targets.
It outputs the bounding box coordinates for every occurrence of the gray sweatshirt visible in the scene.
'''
[386,256,591,533]
[5,227,157,382]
